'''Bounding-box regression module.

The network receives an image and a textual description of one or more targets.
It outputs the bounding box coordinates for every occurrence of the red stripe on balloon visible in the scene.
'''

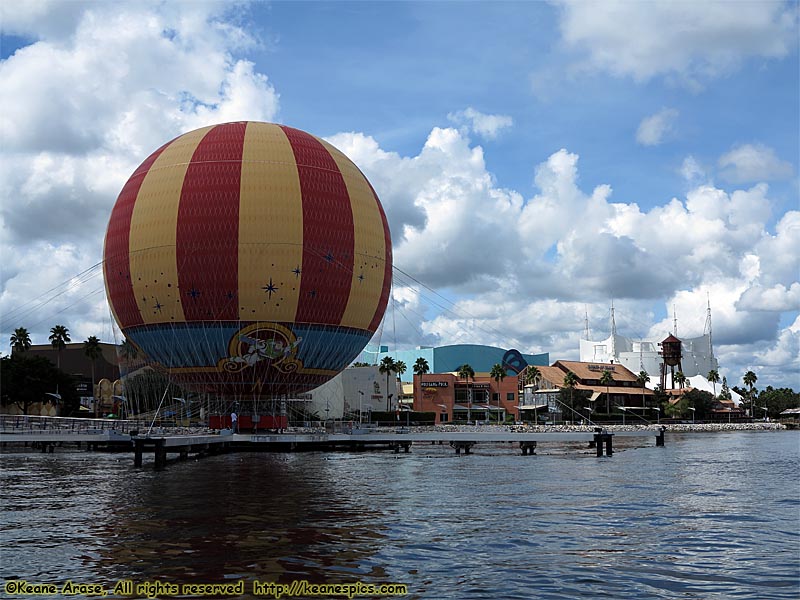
[280,126,355,325]
[104,143,169,328]
[368,181,393,331]
[176,122,246,322]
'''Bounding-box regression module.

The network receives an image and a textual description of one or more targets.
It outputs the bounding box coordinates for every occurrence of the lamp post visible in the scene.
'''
[358,391,364,427]
[653,407,661,424]
[583,406,593,425]
[620,406,626,426]
[437,403,448,424]
[759,406,768,421]
[687,406,696,424]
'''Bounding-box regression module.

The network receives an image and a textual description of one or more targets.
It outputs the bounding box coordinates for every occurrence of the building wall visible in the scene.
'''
[414,372,521,424]
[302,365,401,420]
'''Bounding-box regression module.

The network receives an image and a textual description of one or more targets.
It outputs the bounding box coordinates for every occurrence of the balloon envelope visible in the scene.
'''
[103,122,392,396]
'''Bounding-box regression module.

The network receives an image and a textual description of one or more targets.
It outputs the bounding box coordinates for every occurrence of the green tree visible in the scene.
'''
[720,376,732,401]
[0,354,79,416]
[457,363,475,422]
[84,336,103,415]
[379,356,397,411]
[665,395,689,419]
[395,360,407,380]
[490,363,506,423]
[413,357,430,376]
[683,388,714,420]
[10,327,32,353]
[674,371,687,389]
[561,370,579,424]
[636,370,651,408]
[525,365,541,387]
[707,369,720,398]
[49,325,71,369]
[599,368,614,414]
[743,370,758,417]
[758,386,800,420]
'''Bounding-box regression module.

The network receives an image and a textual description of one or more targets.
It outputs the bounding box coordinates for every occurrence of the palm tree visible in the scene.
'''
[525,365,541,388]
[120,338,138,361]
[707,369,720,398]
[674,371,687,389]
[49,325,71,369]
[84,336,103,416]
[599,368,614,414]
[457,363,475,423]
[379,356,397,411]
[636,370,650,408]
[10,327,32,353]
[743,370,758,417]
[413,357,430,377]
[563,370,579,424]
[394,360,407,412]
[490,363,506,423]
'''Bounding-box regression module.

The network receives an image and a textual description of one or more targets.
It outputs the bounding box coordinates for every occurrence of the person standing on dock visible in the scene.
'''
[230,411,238,433]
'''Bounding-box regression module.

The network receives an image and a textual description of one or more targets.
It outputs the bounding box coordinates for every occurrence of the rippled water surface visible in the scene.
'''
[2,431,798,599]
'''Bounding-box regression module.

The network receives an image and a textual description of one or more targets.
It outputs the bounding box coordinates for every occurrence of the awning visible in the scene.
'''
[517,404,548,410]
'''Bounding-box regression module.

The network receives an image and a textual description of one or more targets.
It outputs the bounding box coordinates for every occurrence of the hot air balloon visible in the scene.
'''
[103,122,392,399]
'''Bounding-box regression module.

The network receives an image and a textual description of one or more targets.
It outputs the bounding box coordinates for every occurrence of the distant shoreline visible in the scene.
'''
[425,422,789,434]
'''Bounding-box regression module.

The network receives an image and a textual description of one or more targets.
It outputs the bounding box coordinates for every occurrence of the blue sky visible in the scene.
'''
[1,1,798,389]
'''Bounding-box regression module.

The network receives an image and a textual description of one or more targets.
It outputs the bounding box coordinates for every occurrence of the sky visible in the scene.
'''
[1,0,798,390]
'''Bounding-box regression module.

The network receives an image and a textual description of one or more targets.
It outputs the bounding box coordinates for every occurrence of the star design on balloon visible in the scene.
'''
[324,252,334,263]
[358,272,365,283]
[262,278,278,299]
[188,287,201,300]
[292,266,302,277]
[153,299,163,313]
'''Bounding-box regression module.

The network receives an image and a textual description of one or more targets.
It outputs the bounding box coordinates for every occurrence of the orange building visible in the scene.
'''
[413,372,520,424]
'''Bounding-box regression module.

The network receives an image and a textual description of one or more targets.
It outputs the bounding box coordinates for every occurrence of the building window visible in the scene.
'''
[506,392,515,402]
[440,413,449,422]
[493,392,500,402]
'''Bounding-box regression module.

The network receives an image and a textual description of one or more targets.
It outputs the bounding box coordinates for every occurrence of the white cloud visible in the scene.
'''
[447,107,513,139]
[636,108,679,146]
[737,283,800,312]
[0,1,279,346]
[554,0,798,85]
[680,156,707,184]
[718,143,794,183]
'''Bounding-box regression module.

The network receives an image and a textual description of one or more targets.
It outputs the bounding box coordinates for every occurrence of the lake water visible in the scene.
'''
[1,430,798,599]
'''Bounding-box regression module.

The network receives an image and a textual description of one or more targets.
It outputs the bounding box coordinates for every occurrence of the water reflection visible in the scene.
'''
[2,432,798,599]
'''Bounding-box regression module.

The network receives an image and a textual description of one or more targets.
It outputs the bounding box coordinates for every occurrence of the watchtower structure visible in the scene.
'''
[659,334,683,389]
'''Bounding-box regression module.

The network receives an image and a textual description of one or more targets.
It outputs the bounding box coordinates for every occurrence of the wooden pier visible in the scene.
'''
[1,415,667,469]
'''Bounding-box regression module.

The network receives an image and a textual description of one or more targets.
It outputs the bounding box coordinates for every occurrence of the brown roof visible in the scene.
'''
[553,360,640,383]
[529,361,653,397]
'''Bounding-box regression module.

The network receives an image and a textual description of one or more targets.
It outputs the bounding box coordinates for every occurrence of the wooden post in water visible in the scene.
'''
[134,439,143,467]
[656,426,666,447]
[594,431,604,457]
[154,439,167,470]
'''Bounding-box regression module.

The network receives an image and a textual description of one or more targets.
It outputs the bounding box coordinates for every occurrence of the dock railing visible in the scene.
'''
[0,414,144,435]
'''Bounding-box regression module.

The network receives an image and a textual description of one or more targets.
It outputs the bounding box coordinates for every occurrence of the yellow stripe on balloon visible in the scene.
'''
[238,122,304,322]
[129,125,214,324]
[320,139,387,330]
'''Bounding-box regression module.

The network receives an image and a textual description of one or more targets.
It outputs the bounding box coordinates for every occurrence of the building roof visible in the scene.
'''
[529,361,653,397]
[552,360,640,383]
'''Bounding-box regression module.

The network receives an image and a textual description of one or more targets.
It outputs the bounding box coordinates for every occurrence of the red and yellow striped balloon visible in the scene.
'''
[103,122,392,396]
